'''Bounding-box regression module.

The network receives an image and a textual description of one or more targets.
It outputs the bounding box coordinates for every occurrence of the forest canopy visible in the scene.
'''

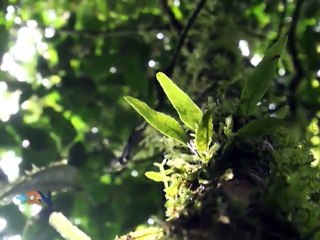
[0,0,320,239]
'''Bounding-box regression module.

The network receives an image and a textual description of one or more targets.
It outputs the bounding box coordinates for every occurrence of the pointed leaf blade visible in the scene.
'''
[195,110,213,153]
[145,171,165,182]
[239,36,288,115]
[156,72,203,130]
[236,117,286,140]
[124,96,188,145]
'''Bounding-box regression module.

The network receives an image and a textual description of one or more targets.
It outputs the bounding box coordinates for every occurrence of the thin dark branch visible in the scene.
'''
[287,0,305,113]
[157,0,207,109]
[164,0,207,78]
[117,0,207,167]
[276,0,288,40]
[160,0,183,33]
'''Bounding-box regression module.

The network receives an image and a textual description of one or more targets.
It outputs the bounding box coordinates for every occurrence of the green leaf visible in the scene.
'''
[124,96,188,145]
[195,110,213,153]
[145,171,165,182]
[236,117,286,140]
[156,72,203,130]
[239,36,288,115]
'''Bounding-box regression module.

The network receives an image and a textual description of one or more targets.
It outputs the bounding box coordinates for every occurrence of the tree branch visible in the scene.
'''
[276,0,288,40]
[157,0,207,108]
[164,0,207,78]
[160,0,183,34]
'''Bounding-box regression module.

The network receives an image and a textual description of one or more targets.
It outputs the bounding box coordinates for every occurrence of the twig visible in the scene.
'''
[276,0,288,40]
[157,0,207,108]
[117,0,207,167]
[164,0,207,78]
[160,0,183,33]
[287,0,305,113]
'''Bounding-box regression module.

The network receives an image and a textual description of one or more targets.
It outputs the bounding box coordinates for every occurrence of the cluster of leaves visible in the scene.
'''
[119,35,320,239]
[125,72,222,220]
[0,0,320,239]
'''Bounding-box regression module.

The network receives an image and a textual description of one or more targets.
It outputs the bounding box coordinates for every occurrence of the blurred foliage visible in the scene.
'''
[0,0,319,239]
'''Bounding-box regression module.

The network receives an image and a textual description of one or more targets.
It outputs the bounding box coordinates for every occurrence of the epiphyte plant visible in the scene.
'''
[124,71,221,220]
[124,35,288,157]
[124,71,217,163]
[124,34,288,210]
[119,36,294,239]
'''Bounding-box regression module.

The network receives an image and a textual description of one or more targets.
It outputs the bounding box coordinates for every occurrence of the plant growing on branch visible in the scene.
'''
[118,36,320,239]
